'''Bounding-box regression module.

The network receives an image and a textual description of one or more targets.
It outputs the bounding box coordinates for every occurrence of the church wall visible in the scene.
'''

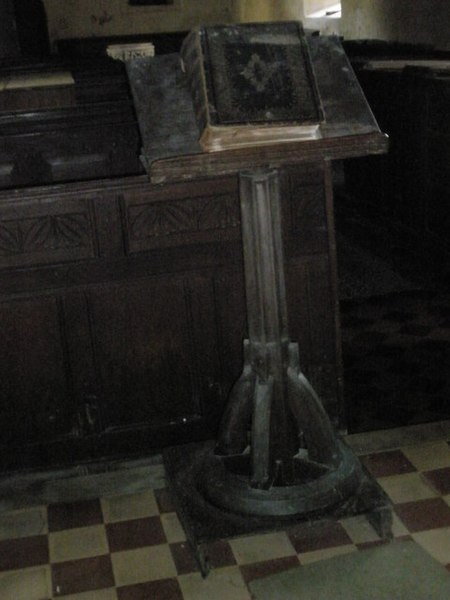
[230,0,301,23]
[231,0,450,51]
[341,0,450,50]
[42,0,233,45]
[42,1,450,51]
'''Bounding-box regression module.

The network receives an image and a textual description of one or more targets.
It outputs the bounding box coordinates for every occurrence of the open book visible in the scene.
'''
[180,22,324,152]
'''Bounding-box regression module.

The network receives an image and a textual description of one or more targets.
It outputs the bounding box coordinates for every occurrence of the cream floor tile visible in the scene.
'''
[298,544,357,565]
[49,524,109,563]
[412,528,450,565]
[55,589,118,600]
[341,515,380,545]
[229,531,296,565]
[0,506,47,541]
[0,565,52,600]
[178,565,251,600]
[161,512,186,543]
[392,513,409,537]
[111,543,176,586]
[401,441,450,471]
[378,472,438,504]
[101,490,159,523]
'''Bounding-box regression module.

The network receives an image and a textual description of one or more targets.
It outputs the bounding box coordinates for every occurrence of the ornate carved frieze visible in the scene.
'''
[0,213,91,255]
[0,193,97,268]
[128,193,240,241]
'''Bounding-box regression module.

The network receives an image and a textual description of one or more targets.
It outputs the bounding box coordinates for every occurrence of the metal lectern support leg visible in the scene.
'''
[163,168,392,554]
[209,168,363,516]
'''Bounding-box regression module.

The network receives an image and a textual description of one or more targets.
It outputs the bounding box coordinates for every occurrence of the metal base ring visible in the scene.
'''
[200,439,362,518]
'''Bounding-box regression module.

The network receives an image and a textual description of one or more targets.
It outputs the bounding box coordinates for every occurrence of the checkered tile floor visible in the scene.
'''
[1,440,449,599]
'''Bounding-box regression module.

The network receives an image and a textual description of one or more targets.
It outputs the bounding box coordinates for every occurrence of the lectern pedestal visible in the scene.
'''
[163,168,392,575]
[126,33,393,577]
[207,168,360,514]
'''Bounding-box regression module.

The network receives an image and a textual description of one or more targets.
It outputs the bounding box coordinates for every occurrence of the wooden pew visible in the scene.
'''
[0,57,143,187]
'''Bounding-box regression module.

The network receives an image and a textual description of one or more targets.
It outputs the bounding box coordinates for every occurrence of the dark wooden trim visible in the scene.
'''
[150,132,388,184]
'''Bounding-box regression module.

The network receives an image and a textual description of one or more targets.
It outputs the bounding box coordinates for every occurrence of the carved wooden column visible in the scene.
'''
[160,164,392,577]
[216,169,338,479]
[202,168,364,517]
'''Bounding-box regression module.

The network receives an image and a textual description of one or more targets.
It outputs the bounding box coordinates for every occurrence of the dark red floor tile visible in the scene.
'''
[360,450,416,478]
[356,539,390,551]
[117,578,183,600]
[0,535,49,571]
[52,555,114,596]
[205,540,236,569]
[48,499,103,532]
[394,498,450,532]
[287,521,352,554]
[423,467,450,495]
[356,535,412,551]
[170,542,198,575]
[154,488,176,514]
[106,516,166,552]
[240,556,300,584]
[396,535,414,542]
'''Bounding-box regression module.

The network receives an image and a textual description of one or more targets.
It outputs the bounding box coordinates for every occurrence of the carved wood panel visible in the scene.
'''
[123,177,241,252]
[0,294,75,469]
[128,193,240,239]
[284,168,329,255]
[85,272,221,434]
[0,195,97,268]
[212,267,247,397]
[0,165,344,470]
[286,256,340,424]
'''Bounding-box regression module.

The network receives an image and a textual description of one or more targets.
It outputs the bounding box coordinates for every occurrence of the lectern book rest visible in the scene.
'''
[180,21,323,151]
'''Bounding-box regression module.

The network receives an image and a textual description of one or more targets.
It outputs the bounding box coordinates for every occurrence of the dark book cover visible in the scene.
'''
[180,21,324,150]
[203,22,322,125]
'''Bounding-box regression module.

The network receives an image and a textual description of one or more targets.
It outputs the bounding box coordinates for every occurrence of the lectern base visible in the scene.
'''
[163,441,392,577]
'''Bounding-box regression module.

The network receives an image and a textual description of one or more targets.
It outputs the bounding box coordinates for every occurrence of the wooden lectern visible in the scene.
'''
[127,27,392,575]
